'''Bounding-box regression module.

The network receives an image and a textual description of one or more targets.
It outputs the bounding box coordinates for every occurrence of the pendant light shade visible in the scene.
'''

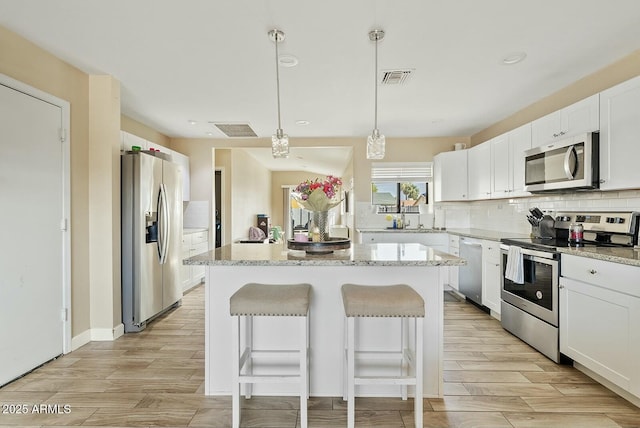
[269,29,289,158]
[367,29,385,160]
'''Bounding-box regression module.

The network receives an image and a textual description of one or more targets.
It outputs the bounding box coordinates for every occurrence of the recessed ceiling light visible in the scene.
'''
[206,132,214,136]
[279,54,299,67]
[502,52,527,65]
[188,120,197,125]
[295,120,310,126]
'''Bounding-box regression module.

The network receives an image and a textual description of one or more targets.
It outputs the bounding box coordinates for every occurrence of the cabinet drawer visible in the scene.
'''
[561,254,639,297]
[192,241,209,255]
[482,240,501,261]
[448,234,459,248]
[190,231,208,245]
[421,233,448,247]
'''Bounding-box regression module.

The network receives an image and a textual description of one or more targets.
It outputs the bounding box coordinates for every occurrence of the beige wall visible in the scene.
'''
[121,115,170,147]
[0,25,92,338]
[472,49,640,145]
[88,75,122,334]
[230,150,272,241]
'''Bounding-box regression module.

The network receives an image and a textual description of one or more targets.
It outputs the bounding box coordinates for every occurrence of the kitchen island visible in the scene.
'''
[185,242,465,398]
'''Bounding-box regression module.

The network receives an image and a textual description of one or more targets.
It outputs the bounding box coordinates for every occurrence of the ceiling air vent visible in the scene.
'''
[210,122,257,138]
[380,69,413,85]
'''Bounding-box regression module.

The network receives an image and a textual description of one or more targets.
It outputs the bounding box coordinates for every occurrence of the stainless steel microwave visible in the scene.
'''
[524,132,599,193]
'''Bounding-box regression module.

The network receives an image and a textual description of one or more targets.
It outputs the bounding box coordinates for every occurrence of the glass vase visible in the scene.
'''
[311,210,330,242]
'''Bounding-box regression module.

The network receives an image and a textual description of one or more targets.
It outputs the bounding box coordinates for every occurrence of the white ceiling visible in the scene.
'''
[2,0,640,174]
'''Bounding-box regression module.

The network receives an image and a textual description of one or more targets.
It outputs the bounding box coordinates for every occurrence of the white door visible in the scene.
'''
[0,83,64,386]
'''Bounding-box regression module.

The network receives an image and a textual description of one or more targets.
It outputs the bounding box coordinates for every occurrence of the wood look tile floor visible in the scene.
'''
[1,286,639,427]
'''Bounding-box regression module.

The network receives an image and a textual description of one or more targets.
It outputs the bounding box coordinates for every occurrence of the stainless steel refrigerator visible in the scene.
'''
[121,151,183,332]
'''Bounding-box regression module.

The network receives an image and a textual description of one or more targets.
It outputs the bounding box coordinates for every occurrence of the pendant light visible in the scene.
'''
[367,29,385,160]
[269,29,289,158]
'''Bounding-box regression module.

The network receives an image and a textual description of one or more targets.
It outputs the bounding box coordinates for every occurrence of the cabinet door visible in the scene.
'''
[481,240,501,315]
[599,76,640,191]
[564,94,599,138]
[448,235,459,290]
[560,276,640,393]
[508,123,532,197]
[467,143,491,200]
[490,134,510,198]
[531,110,563,148]
[171,150,191,201]
[532,95,599,147]
[434,150,468,201]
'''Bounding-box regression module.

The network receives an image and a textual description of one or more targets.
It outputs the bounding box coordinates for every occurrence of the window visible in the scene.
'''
[371,162,432,214]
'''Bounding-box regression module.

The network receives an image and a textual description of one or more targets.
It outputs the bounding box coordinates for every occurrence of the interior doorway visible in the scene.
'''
[215,170,222,247]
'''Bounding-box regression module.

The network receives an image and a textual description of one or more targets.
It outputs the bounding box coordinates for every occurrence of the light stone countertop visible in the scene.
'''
[184,242,466,267]
[358,227,530,242]
[557,246,640,267]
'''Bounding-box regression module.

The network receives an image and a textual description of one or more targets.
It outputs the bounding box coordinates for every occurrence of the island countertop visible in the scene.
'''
[184,242,466,267]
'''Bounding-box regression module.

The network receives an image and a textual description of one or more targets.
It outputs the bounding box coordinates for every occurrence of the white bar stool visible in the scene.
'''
[230,282,311,428]
[341,283,425,428]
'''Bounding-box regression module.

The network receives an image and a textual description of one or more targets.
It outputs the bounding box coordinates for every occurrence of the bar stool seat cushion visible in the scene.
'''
[341,284,425,317]
[230,283,311,316]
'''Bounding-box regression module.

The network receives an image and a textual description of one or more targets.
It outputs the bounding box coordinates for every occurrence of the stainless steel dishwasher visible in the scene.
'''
[458,237,483,306]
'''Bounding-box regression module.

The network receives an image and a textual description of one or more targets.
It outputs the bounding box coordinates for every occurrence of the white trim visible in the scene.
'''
[71,330,92,351]
[0,73,72,356]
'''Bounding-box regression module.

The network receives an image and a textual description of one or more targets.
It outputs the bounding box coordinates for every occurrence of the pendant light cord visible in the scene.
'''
[275,33,282,131]
[374,35,378,132]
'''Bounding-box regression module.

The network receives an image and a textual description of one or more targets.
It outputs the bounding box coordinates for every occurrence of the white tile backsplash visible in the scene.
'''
[436,189,640,234]
[183,200,210,228]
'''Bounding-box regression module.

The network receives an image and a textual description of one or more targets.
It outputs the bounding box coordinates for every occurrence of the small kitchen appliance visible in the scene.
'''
[500,210,640,363]
[524,132,599,193]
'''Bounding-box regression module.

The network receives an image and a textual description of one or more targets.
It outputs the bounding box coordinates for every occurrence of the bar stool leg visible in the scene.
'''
[415,317,424,428]
[401,318,408,401]
[245,315,253,399]
[342,315,347,402]
[347,316,355,428]
[299,314,308,428]
[231,315,241,428]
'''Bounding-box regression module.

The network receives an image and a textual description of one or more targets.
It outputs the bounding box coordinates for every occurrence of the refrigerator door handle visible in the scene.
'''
[158,183,171,264]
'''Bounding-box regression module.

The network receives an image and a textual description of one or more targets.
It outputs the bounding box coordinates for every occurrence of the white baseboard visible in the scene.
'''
[70,323,125,351]
[70,329,92,351]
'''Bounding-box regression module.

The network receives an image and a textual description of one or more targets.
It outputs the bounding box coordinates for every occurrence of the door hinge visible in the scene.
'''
[60,218,68,231]
[61,308,68,322]
[59,128,67,143]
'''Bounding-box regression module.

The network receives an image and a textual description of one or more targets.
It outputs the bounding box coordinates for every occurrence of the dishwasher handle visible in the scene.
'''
[460,239,482,247]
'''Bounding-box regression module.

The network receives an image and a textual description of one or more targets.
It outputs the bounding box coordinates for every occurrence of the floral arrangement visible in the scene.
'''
[293,175,342,212]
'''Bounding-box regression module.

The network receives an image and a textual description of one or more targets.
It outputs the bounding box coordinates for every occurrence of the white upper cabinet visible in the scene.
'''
[531,94,599,148]
[467,143,491,200]
[434,149,468,202]
[490,134,510,199]
[599,75,640,191]
[121,130,148,152]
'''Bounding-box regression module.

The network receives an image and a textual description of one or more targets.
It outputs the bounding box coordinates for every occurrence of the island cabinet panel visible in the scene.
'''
[203,264,446,398]
[560,254,640,400]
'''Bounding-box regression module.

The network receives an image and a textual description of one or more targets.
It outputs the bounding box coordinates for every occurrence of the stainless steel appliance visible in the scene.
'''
[500,210,639,362]
[524,132,599,193]
[121,151,183,332]
[458,236,484,307]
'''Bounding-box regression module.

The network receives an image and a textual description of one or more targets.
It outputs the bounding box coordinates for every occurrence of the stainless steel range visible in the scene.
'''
[500,210,640,363]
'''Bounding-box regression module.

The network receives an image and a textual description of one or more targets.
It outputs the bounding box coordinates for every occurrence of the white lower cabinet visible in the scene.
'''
[182,230,209,291]
[560,254,640,400]
[448,234,459,290]
[481,240,501,316]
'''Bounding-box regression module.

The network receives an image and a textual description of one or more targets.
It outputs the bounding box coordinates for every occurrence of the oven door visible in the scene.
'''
[500,245,559,326]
